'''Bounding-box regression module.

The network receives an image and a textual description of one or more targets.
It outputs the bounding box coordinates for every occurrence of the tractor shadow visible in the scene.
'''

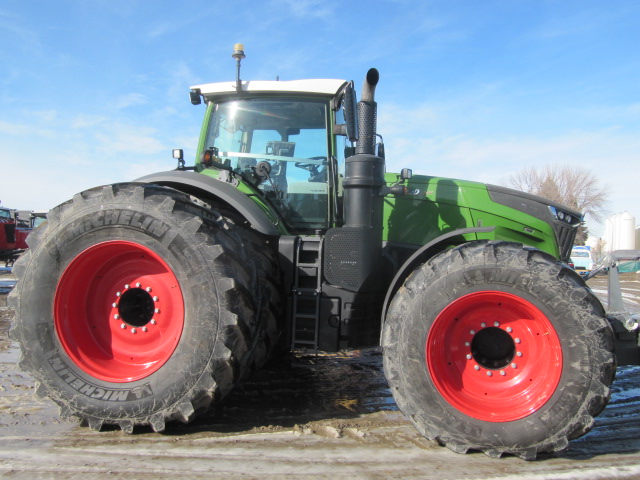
[147,348,640,462]
[163,347,398,436]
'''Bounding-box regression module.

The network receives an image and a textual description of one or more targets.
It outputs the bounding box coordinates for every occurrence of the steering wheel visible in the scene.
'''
[295,156,327,171]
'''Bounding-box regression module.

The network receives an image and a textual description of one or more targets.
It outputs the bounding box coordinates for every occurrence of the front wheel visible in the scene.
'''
[382,241,615,459]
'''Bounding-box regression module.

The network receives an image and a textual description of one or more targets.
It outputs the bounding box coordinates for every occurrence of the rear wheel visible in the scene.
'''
[9,183,281,432]
[382,241,615,459]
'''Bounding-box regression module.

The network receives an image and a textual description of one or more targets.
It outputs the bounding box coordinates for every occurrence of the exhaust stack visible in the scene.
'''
[356,68,380,155]
[324,68,385,294]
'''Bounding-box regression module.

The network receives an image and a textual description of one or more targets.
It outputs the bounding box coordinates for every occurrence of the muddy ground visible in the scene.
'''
[1,269,640,479]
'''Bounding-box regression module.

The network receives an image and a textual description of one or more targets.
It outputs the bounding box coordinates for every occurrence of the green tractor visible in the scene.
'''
[10,46,617,459]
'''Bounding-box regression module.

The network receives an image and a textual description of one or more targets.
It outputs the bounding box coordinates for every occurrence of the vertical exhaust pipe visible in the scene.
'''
[324,68,385,294]
[356,68,380,155]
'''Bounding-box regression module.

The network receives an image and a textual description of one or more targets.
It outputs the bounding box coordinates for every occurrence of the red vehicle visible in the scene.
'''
[0,207,32,266]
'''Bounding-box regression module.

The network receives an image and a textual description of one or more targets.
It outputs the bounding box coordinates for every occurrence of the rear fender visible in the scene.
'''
[135,171,281,236]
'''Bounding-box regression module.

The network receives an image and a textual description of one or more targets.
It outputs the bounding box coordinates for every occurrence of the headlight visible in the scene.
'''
[549,206,579,225]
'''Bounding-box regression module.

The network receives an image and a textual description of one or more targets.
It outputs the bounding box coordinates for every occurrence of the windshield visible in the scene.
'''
[571,251,590,258]
[202,97,331,230]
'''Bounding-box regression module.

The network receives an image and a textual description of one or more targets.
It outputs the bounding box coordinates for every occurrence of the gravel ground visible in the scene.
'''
[1,268,640,479]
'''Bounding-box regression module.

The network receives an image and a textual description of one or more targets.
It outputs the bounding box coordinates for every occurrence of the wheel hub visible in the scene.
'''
[470,326,515,371]
[54,241,184,383]
[426,291,563,422]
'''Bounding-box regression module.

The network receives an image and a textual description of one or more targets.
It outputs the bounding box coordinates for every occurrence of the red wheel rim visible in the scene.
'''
[54,241,184,383]
[426,291,562,422]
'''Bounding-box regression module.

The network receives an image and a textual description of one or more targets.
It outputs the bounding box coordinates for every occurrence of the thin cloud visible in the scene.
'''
[270,0,334,19]
[112,93,148,109]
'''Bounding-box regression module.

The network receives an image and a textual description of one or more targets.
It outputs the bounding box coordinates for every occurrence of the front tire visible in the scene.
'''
[382,241,615,459]
[9,183,281,432]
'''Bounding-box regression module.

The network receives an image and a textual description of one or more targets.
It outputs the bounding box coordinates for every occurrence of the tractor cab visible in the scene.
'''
[191,79,349,233]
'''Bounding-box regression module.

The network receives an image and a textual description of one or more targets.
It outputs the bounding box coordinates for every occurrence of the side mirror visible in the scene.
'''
[190,88,202,105]
[343,82,358,143]
[400,168,412,181]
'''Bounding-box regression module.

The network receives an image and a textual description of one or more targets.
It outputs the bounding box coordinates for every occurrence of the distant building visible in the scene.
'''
[604,212,636,252]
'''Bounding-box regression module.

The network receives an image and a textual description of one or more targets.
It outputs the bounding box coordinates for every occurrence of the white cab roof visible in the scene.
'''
[192,79,348,99]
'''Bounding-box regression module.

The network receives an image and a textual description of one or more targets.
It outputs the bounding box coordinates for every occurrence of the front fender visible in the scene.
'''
[381,226,496,324]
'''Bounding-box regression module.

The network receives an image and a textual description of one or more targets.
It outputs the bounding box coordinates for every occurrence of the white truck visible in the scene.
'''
[571,245,594,275]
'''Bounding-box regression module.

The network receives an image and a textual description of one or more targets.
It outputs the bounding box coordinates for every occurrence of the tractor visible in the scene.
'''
[0,206,30,267]
[9,46,620,459]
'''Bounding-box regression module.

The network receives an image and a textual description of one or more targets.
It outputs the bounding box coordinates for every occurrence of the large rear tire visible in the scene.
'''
[382,241,615,459]
[9,183,281,432]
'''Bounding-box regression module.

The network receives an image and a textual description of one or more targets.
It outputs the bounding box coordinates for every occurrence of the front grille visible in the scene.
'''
[3,223,16,243]
[555,223,577,263]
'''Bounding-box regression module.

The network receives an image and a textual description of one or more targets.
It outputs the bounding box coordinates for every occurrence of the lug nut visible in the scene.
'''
[500,370,506,376]
[494,322,500,327]
[470,330,475,335]
[154,308,160,314]
[516,351,523,357]
[136,282,141,288]
[120,323,126,329]
[464,342,470,347]
[511,363,517,369]
[150,319,157,325]
[506,327,512,333]
[487,371,492,377]
[480,322,486,328]
[116,291,121,297]
[515,338,521,344]
[124,284,130,289]
[114,314,120,320]
[466,354,472,360]
[474,365,480,371]
[146,287,152,292]
[131,328,137,334]
[153,296,159,302]
[142,327,148,332]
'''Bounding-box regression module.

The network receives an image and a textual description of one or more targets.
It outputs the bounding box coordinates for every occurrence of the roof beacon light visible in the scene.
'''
[232,43,245,93]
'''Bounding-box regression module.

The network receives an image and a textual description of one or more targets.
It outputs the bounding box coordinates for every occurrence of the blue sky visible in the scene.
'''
[1,0,638,238]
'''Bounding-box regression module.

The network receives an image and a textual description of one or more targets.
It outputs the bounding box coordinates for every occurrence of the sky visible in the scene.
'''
[1,0,638,238]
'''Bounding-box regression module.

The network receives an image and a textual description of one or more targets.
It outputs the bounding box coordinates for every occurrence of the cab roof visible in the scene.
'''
[191,79,348,100]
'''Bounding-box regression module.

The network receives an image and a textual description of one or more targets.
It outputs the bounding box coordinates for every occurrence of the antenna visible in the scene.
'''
[232,43,245,93]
